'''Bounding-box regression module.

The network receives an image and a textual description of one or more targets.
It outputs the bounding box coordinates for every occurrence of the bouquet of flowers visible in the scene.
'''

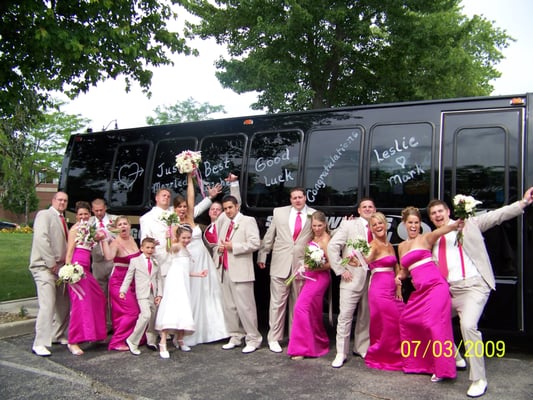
[175,150,202,174]
[160,210,180,248]
[341,238,371,270]
[76,220,99,249]
[57,262,85,285]
[285,241,325,286]
[453,194,482,245]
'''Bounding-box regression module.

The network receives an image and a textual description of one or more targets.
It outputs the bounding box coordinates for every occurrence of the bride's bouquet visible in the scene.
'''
[285,241,325,286]
[175,150,202,174]
[453,194,482,245]
[341,237,371,270]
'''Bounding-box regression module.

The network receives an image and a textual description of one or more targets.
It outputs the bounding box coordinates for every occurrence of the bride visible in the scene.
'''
[172,172,229,346]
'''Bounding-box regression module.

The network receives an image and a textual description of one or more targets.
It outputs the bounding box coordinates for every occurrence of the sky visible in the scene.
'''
[61,0,533,131]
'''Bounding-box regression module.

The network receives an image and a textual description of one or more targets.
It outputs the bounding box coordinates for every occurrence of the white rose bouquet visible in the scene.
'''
[453,194,482,245]
[285,241,325,286]
[57,262,85,285]
[175,150,202,174]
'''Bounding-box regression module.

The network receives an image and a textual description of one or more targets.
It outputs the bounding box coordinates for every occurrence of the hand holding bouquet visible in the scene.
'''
[57,262,85,285]
[453,194,482,245]
[341,238,371,270]
[285,241,324,286]
[160,211,180,249]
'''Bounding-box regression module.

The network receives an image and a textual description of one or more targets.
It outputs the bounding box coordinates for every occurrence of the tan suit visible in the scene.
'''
[434,201,524,382]
[29,207,70,347]
[89,213,117,328]
[327,217,370,358]
[257,205,315,343]
[120,254,163,345]
[215,214,262,347]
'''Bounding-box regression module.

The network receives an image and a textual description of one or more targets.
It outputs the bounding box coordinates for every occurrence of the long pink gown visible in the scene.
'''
[399,249,456,379]
[287,268,330,358]
[365,255,405,371]
[68,246,107,344]
[107,251,143,350]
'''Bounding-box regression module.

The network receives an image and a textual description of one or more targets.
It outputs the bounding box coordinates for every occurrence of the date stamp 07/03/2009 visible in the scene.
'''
[400,340,505,359]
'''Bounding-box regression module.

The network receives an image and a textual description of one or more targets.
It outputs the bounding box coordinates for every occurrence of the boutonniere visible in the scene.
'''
[233,224,239,231]
[307,212,314,219]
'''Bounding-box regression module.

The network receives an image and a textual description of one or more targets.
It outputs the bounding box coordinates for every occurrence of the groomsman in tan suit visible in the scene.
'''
[257,187,316,353]
[89,198,116,329]
[29,191,70,356]
[428,186,533,398]
[119,237,163,355]
[216,195,262,354]
[327,198,375,368]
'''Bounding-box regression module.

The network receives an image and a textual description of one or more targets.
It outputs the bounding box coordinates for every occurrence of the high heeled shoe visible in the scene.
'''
[67,344,84,356]
[159,343,170,359]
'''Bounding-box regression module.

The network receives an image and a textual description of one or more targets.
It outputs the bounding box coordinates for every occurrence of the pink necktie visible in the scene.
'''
[293,212,302,241]
[147,258,153,290]
[438,236,448,279]
[367,224,373,243]
[147,257,152,275]
[59,215,68,241]
[223,221,234,270]
[99,219,105,229]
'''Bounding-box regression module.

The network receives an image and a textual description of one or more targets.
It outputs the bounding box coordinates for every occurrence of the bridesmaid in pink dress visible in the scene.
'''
[363,212,405,371]
[64,201,107,356]
[100,216,143,351]
[287,211,331,359]
[397,206,463,382]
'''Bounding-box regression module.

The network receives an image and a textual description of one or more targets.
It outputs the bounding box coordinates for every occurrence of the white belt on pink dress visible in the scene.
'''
[370,267,393,275]
[407,257,433,272]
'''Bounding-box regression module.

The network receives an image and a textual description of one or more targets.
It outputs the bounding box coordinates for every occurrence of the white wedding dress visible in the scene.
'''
[183,225,228,346]
[155,250,195,334]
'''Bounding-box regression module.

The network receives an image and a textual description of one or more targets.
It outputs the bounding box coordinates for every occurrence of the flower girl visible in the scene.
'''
[154,224,207,358]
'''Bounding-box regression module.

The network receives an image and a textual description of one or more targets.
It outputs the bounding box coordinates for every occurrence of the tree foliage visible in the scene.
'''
[0,0,194,123]
[182,0,512,112]
[146,97,226,125]
[0,102,89,221]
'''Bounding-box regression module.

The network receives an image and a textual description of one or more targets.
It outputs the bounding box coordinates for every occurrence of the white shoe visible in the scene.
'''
[159,343,170,359]
[32,346,51,357]
[125,339,141,356]
[431,374,443,383]
[331,354,346,368]
[222,341,241,350]
[242,345,257,354]
[268,341,282,353]
[456,357,467,369]
[467,379,487,398]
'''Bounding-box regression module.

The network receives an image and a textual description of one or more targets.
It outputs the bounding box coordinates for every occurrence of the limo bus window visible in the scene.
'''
[110,142,151,208]
[368,122,434,208]
[304,127,362,207]
[246,130,303,208]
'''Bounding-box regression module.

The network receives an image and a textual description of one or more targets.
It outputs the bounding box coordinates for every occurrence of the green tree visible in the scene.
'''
[0,0,195,123]
[146,97,226,125]
[0,103,89,223]
[182,0,512,112]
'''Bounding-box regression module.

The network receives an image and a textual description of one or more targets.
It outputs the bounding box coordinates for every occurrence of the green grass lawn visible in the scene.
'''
[0,232,36,301]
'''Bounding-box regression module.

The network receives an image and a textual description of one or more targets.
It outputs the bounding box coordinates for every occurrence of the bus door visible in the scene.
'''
[441,107,525,334]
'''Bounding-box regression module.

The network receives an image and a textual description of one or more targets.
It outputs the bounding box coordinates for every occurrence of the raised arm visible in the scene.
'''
[424,219,463,248]
[186,173,196,221]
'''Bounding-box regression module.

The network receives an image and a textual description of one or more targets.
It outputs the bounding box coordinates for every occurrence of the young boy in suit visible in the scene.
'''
[120,237,163,355]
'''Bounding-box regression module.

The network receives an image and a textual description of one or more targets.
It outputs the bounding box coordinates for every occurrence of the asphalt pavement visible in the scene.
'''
[0,299,532,399]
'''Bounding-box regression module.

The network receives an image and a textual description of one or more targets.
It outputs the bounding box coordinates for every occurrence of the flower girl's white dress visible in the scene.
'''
[155,249,195,334]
